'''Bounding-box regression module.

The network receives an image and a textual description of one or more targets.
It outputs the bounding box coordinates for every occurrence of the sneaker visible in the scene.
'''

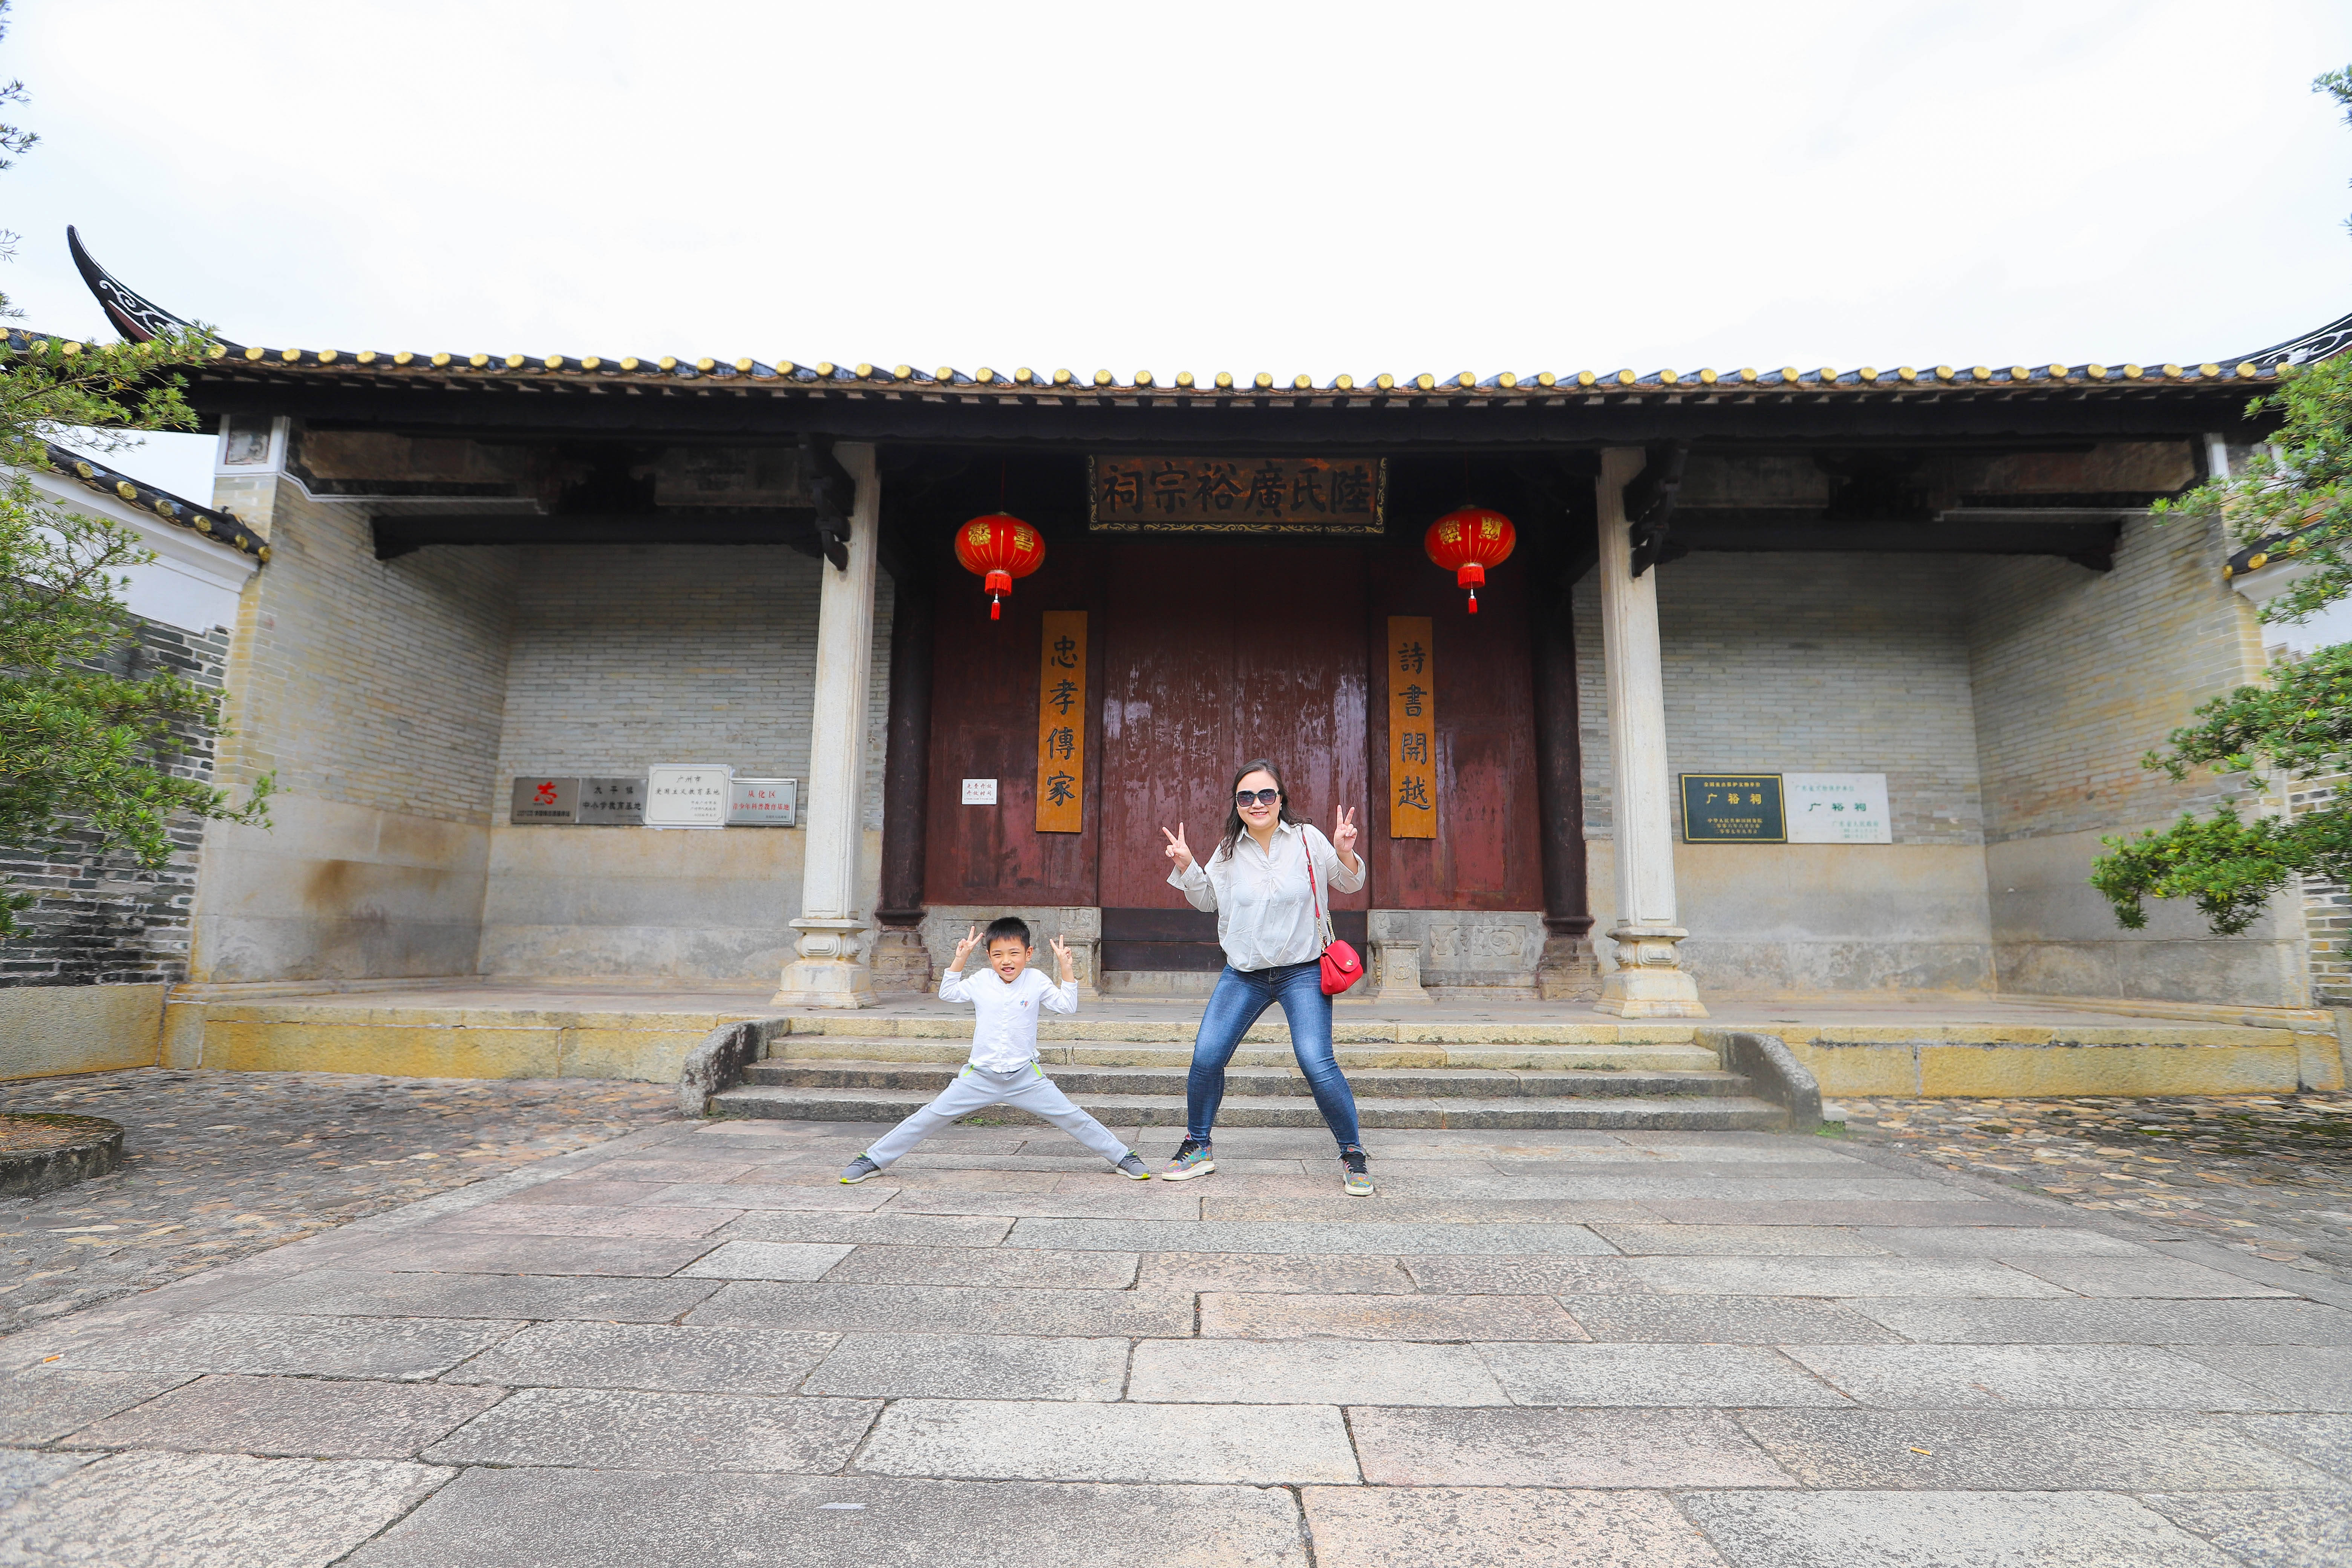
[1341,1148,1374,1197]
[1115,1153,1153,1180]
[839,1155,884,1184]
[1161,1136,1216,1181]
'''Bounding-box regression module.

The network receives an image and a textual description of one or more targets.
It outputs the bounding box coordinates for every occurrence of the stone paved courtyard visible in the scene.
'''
[0,1070,679,1335]
[1841,1093,2352,1283]
[0,1089,2348,1565]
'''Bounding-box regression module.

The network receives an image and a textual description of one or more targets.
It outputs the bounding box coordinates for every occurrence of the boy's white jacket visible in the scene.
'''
[938,965,1079,1071]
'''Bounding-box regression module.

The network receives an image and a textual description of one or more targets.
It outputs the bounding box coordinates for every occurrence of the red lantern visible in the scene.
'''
[1424,506,1517,613]
[954,513,1046,619]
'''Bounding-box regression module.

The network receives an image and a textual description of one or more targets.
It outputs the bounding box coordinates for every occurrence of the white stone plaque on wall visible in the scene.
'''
[1784,773,1892,843]
[646,764,733,828]
[729,777,799,826]
[962,778,998,805]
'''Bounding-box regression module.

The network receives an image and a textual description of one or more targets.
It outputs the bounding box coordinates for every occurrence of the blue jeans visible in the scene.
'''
[1187,960,1362,1149]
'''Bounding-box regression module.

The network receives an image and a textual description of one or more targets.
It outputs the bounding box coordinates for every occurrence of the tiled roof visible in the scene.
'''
[36,438,267,563]
[185,345,2304,405]
[60,224,2345,410]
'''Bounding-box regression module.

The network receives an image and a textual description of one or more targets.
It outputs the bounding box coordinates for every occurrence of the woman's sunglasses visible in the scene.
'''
[1234,788,1281,807]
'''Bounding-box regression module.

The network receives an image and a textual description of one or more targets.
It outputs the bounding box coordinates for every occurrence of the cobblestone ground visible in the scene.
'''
[1841,1091,2352,1282]
[0,1068,680,1335]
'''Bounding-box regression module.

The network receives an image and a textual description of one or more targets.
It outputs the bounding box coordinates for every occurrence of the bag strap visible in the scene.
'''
[1301,829,1334,950]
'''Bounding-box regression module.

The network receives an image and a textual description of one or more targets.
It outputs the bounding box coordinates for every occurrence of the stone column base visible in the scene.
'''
[1536,930,1601,1002]
[1594,924,1707,1018]
[773,917,878,1009]
[1060,937,1104,1006]
[1366,940,1436,1005]
[869,926,934,995]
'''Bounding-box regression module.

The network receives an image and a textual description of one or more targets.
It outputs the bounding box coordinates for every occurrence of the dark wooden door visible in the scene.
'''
[1098,542,1371,917]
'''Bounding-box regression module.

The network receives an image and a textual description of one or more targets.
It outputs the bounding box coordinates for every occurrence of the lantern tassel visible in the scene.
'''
[1467,588,1479,614]
[991,594,1002,621]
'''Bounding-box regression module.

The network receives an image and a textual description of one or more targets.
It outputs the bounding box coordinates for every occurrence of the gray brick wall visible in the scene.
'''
[1576,553,1986,843]
[490,547,893,829]
[1966,512,2263,844]
[212,475,518,824]
[2296,773,2349,1006]
[0,618,228,986]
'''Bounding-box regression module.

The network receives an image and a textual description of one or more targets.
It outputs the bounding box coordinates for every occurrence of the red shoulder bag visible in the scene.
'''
[1303,833,1364,995]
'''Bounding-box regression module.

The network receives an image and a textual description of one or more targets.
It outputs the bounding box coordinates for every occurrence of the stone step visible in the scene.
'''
[711,1083,1790,1131]
[766,1035,1726,1073]
[781,1016,1706,1046]
[744,1058,1754,1101]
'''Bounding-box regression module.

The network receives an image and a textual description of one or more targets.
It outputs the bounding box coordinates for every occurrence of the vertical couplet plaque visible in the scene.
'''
[1035,611,1087,833]
[1387,615,1436,838]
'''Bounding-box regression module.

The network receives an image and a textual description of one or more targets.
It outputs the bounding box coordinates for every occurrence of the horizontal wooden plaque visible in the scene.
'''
[1088,455,1386,533]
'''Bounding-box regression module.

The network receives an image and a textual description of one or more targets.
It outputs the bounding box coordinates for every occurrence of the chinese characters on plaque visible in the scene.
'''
[1087,456,1386,534]
[1035,611,1087,832]
[646,765,733,828]
[508,776,645,825]
[1784,773,1891,843]
[1678,773,1896,844]
[1680,775,1786,842]
[1387,616,1436,838]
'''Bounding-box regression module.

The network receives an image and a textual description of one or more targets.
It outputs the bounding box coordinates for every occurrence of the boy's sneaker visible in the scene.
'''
[1341,1148,1374,1197]
[1161,1137,1216,1181]
[1115,1154,1153,1180]
[839,1155,884,1185]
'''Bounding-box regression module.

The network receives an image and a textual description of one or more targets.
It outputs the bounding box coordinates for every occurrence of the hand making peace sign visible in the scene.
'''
[1161,822,1194,873]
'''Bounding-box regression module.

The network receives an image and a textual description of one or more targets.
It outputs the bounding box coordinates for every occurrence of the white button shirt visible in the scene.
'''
[1168,818,1365,972]
[938,964,1079,1071]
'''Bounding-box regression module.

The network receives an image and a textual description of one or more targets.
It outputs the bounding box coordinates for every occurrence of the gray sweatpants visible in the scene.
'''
[865,1063,1132,1168]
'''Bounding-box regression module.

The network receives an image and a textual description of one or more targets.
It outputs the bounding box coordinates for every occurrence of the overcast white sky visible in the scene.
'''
[6,1,2352,502]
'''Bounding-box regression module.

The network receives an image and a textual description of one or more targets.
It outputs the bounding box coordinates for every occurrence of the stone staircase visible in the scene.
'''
[710,1015,1794,1131]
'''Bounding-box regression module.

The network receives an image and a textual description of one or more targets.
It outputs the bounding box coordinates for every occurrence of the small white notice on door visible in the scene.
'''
[645,764,733,828]
[1784,773,1891,843]
[962,778,998,805]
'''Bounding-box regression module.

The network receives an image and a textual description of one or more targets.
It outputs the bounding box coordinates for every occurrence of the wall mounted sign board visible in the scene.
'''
[1680,773,1787,843]
[962,778,998,805]
[510,776,578,824]
[1087,455,1387,534]
[1785,772,1892,842]
[646,764,732,828]
[1035,610,1087,833]
[577,777,645,825]
[729,777,799,827]
[1387,615,1436,838]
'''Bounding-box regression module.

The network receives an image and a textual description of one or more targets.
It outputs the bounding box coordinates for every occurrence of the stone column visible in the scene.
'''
[775,441,882,1008]
[1531,562,1599,1001]
[871,572,935,994]
[1594,447,1707,1017]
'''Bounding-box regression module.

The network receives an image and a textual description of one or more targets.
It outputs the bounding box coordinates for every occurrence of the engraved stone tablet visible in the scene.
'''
[510,776,578,825]
[646,764,732,828]
[577,776,646,826]
[730,777,799,826]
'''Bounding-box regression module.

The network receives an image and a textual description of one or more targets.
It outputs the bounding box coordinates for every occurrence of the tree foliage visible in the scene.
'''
[0,6,270,940]
[2090,66,2352,938]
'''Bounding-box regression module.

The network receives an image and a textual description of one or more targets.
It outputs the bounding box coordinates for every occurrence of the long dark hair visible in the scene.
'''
[1217,758,1303,863]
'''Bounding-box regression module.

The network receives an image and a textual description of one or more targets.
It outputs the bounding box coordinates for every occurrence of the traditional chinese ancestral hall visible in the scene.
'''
[24,231,2352,1096]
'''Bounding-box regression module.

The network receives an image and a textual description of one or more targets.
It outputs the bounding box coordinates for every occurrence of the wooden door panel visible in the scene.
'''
[1098,544,1369,912]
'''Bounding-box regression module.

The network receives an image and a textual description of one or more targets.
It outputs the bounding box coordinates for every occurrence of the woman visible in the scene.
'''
[1159,759,1374,1196]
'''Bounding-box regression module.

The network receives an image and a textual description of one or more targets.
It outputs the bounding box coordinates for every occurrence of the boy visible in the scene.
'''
[839,917,1152,1183]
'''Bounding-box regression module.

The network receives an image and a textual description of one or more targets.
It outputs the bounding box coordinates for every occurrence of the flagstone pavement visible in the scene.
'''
[2,1109,2349,1566]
